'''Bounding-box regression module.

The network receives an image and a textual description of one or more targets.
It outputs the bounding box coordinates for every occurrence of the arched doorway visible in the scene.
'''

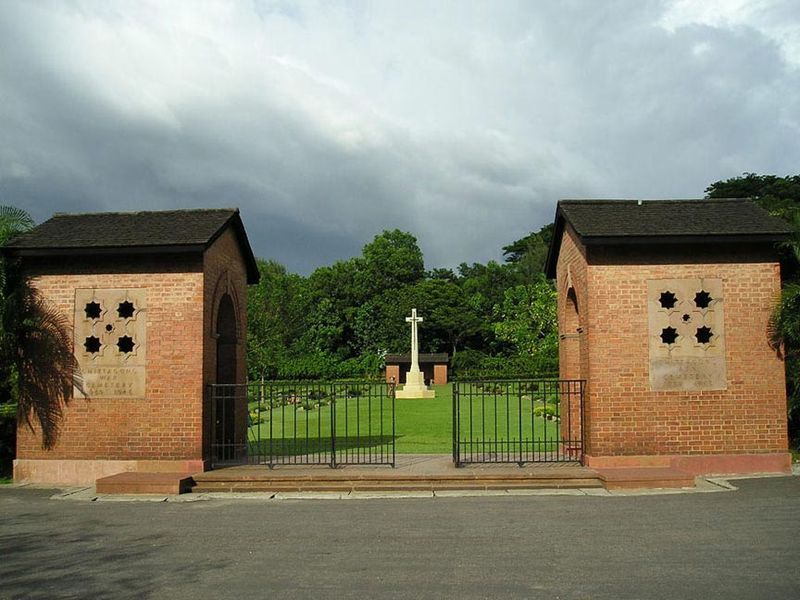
[215,294,238,460]
[561,286,583,455]
[562,287,582,380]
[216,294,237,384]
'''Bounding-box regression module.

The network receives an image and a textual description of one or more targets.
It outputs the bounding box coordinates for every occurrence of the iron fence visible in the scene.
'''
[210,380,396,468]
[452,379,585,466]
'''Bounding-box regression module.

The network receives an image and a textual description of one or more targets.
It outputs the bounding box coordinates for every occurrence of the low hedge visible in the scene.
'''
[253,353,384,381]
[453,353,558,380]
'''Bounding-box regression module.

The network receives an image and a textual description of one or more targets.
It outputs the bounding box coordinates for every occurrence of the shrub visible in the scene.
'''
[454,354,558,380]
[269,352,384,381]
[451,349,487,372]
[533,404,559,421]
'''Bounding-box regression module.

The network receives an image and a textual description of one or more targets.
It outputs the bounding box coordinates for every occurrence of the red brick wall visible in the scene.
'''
[202,227,249,462]
[385,365,400,384]
[17,255,206,463]
[556,235,789,462]
[433,364,448,385]
[587,249,786,457]
[16,225,251,480]
[556,227,589,446]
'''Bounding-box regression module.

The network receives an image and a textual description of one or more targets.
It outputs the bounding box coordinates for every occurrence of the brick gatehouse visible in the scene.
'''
[547,198,794,475]
[5,200,796,485]
[6,209,259,485]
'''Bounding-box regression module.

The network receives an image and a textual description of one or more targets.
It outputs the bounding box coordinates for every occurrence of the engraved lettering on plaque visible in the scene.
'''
[74,289,146,398]
[647,279,726,391]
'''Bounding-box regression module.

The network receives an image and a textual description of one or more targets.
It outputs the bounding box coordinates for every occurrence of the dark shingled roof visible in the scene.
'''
[545,199,793,277]
[385,353,449,364]
[4,208,260,284]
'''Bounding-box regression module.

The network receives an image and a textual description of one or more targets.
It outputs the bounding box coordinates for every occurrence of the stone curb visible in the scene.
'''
[41,473,794,502]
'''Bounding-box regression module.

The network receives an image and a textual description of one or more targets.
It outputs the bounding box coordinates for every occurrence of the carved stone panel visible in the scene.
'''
[647,279,726,391]
[74,289,146,398]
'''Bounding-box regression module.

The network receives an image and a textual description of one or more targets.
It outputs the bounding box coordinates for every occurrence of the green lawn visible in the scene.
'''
[244,382,567,456]
[394,384,453,453]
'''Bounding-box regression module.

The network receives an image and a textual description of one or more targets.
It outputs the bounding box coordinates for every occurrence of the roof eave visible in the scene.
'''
[544,199,791,278]
[204,210,260,285]
[3,244,207,258]
[579,233,791,246]
[544,204,565,278]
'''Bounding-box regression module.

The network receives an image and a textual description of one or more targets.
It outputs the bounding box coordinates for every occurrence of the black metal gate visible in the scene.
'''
[210,380,396,468]
[452,379,585,466]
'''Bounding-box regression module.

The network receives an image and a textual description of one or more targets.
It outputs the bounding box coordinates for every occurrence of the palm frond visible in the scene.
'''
[14,282,83,449]
[0,206,34,247]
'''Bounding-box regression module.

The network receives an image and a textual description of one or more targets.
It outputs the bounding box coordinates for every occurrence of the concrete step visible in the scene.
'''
[191,465,603,493]
[95,472,194,495]
[595,467,695,490]
[191,480,603,493]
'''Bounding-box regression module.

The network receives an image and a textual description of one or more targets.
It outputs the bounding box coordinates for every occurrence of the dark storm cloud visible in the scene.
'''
[0,1,798,273]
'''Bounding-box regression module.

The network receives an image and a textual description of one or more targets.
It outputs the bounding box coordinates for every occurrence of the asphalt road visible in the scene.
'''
[2,477,799,600]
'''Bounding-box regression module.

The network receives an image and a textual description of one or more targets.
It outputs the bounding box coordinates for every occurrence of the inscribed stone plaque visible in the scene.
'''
[647,279,726,391]
[74,289,146,398]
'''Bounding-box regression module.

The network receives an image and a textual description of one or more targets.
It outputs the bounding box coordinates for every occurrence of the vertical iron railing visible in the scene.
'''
[210,380,396,468]
[452,379,585,466]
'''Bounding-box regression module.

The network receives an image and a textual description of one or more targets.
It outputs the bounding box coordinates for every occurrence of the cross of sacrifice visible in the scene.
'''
[405,308,423,373]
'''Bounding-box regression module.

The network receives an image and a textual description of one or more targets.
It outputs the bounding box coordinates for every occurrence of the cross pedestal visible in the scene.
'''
[396,308,435,399]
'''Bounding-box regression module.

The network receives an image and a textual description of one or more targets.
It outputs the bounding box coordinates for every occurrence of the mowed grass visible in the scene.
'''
[246,383,395,457]
[245,383,564,455]
[395,384,453,453]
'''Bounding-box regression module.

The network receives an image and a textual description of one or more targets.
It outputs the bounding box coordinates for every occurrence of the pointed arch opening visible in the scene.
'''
[214,293,238,461]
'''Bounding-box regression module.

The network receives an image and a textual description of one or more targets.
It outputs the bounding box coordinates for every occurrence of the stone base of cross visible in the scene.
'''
[396,369,435,398]
[396,308,435,399]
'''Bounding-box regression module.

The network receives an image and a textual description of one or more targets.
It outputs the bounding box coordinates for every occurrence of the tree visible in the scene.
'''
[427,267,457,282]
[359,229,424,296]
[458,260,522,317]
[705,173,800,219]
[770,283,800,446]
[492,275,558,360]
[0,207,81,449]
[0,207,35,405]
[246,259,309,378]
[411,279,481,359]
[457,260,522,352]
[707,173,800,447]
[502,223,554,279]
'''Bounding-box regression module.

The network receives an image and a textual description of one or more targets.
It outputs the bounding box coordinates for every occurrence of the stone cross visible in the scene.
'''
[396,307,435,398]
[405,308,423,373]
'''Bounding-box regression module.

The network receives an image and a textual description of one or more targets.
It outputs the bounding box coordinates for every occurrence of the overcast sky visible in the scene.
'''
[1,1,798,273]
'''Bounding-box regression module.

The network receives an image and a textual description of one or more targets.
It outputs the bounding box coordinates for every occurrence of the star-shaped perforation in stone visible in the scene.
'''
[117,301,135,319]
[694,291,712,309]
[85,302,102,319]
[695,326,713,344]
[117,335,135,353]
[84,336,101,353]
[660,327,678,345]
[659,291,677,310]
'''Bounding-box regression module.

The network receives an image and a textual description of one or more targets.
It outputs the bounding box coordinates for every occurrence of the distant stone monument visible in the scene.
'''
[395,308,435,399]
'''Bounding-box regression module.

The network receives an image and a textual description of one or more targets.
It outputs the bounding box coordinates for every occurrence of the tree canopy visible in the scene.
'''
[706,173,800,444]
[246,226,557,379]
[0,207,81,449]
